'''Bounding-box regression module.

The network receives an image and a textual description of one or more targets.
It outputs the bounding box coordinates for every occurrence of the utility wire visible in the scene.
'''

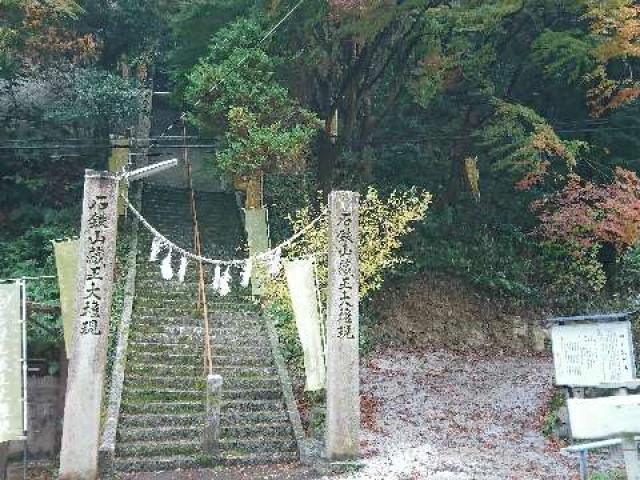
[0,144,217,150]
[5,123,640,151]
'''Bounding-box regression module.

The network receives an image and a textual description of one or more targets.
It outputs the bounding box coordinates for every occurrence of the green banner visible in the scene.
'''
[0,283,24,442]
[53,239,79,357]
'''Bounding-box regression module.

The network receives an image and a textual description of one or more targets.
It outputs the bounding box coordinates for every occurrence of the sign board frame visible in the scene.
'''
[551,320,636,387]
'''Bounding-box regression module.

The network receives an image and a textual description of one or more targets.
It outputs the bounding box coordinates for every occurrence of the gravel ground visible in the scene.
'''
[332,348,621,480]
[8,349,624,480]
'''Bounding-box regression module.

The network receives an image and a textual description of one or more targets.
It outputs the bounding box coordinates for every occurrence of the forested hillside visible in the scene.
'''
[2,0,640,339]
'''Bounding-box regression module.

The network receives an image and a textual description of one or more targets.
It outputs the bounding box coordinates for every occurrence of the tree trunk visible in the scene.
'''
[599,241,619,293]
[318,130,340,198]
[245,172,263,209]
[444,108,476,205]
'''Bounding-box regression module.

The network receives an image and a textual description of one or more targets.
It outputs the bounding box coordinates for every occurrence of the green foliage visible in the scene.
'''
[0,219,77,359]
[265,301,304,371]
[541,390,566,437]
[80,0,170,66]
[45,68,142,133]
[530,30,596,87]
[408,211,541,300]
[184,15,321,175]
[480,100,588,190]
[588,471,625,480]
[620,244,640,295]
[169,0,252,84]
[264,172,317,244]
[284,186,432,300]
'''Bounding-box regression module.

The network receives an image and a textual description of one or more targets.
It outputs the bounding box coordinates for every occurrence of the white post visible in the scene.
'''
[325,191,360,461]
[20,279,27,437]
[59,170,119,480]
[622,435,640,480]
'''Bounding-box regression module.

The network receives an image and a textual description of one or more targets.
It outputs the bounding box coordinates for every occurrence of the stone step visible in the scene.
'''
[134,298,198,308]
[133,314,265,329]
[128,341,196,354]
[117,424,295,445]
[132,331,271,347]
[127,362,202,377]
[218,377,281,390]
[128,351,201,363]
[133,315,205,326]
[216,450,298,466]
[114,455,201,473]
[221,399,286,413]
[130,378,287,392]
[122,388,202,403]
[118,425,202,443]
[222,389,283,401]
[217,436,297,453]
[127,351,273,368]
[133,306,199,317]
[116,439,200,458]
[121,397,286,414]
[222,410,289,424]
[121,400,203,415]
[135,325,267,339]
[116,436,296,459]
[124,374,202,388]
[134,304,258,315]
[220,422,293,438]
[128,342,272,360]
[119,413,204,428]
[114,450,298,473]
[210,366,279,378]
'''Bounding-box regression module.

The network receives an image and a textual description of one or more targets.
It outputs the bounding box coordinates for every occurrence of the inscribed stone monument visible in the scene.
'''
[326,191,360,460]
[59,171,119,480]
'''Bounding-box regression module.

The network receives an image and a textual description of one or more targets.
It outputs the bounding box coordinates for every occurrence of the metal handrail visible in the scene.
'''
[183,124,213,376]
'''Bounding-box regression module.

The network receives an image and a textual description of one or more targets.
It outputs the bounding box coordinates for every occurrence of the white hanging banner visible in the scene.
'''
[149,236,162,262]
[284,258,326,391]
[0,282,24,442]
[161,248,174,280]
[219,266,232,297]
[240,259,252,288]
[177,256,188,283]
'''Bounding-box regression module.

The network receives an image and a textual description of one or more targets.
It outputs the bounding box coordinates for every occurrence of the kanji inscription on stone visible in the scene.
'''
[326,190,360,461]
[59,170,119,480]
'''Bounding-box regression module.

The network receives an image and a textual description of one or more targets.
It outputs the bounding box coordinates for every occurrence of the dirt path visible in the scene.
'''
[333,348,614,480]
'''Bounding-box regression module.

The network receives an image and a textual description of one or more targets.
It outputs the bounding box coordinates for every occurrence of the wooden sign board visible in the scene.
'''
[551,321,635,387]
[568,395,640,440]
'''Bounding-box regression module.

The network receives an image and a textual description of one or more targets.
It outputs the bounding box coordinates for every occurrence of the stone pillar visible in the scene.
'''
[59,170,119,480]
[325,191,360,461]
[622,435,640,480]
[204,374,223,453]
[0,442,8,480]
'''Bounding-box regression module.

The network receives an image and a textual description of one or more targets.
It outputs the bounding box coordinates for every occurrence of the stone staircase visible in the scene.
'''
[114,185,298,473]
